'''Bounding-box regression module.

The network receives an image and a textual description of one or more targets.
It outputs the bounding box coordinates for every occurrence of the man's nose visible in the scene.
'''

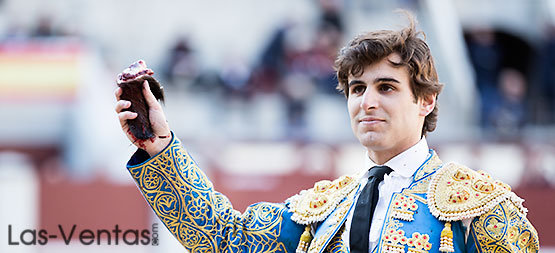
[360,89,379,111]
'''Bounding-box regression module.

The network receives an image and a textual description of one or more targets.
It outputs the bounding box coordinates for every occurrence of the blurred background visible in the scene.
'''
[0,0,554,252]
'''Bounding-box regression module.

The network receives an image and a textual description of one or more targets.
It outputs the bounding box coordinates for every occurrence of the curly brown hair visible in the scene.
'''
[334,11,444,136]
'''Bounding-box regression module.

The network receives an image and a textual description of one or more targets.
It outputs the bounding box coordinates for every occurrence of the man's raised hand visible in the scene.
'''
[115,80,171,156]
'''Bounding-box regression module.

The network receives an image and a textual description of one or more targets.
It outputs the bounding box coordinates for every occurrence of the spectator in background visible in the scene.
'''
[32,16,58,37]
[280,72,315,139]
[162,36,197,89]
[247,24,291,96]
[318,0,344,33]
[248,15,344,138]
[286,22,343,95]
[489,68,527,136]
[279,22,343,138]
[314,0,344,94]
[465,27,503,128]
[540,24,555,124]
[219,53,251,99]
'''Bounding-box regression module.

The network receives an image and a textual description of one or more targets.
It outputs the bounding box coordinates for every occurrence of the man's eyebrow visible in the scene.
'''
[347,79,365,88]
[348,77,400,88]
[375,77,400,84]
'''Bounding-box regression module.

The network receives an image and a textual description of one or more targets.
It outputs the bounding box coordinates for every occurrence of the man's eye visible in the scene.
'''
[351,85,366,95]
[378,84,394,92]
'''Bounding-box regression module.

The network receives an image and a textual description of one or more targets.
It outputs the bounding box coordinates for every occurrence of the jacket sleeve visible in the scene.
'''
[465,199,539,253]
[126,133,304,252]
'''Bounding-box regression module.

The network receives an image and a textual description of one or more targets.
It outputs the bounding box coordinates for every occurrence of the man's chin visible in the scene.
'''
[357,135,387,150]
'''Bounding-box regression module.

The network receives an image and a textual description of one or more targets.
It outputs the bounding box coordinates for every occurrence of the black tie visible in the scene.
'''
[350,165,393,253]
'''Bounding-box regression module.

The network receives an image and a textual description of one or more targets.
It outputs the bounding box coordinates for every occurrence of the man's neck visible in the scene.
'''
[367,137,423,165]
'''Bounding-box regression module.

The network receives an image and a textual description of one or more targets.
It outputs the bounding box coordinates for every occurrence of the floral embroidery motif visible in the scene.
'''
[381,220,408,253]
[485,217,506,239]
[507,226,519,243]
[391,194,419,221]
[407,232,432,253]
[381,220,432,253]
[470,199,539,252]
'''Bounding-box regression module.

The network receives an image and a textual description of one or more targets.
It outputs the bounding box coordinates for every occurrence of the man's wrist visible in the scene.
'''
[146,135,172,156]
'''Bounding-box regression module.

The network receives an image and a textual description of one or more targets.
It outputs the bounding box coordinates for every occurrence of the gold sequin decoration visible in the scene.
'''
[380,220,433,253]
[391,194,419,221]
[287,173,360,225]
[427,162,527,222]
[381,220,408,253]
[407,232,432,252]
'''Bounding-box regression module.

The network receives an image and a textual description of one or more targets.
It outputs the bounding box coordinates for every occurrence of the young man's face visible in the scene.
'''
[347,53,434,161]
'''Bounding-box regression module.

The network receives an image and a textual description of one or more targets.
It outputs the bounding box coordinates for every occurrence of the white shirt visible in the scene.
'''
[342,138,430,252]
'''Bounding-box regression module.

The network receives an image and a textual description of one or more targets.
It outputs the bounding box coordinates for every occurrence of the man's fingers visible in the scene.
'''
[142,80,161,109]
[115,100,131,113]
[118,111,137,123]
[115,87,122,100]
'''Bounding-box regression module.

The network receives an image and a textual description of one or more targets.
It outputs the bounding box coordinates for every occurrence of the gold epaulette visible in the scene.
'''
[427,162,527,222]
[287,175,359,225]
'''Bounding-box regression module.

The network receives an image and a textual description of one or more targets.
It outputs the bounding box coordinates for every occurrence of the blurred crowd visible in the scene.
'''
[465,25,555,136]
[159,1,345,139]
[160,12,555,139]
[2,1,555,141]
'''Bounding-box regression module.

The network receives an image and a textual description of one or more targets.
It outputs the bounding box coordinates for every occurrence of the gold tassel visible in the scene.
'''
[439,222,455,252]
[296,225,313,253]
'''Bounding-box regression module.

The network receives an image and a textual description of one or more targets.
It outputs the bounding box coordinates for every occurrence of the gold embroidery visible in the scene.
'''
[439,222,454,252]
[307,231,328,253]
[307,188,357,253]
[381,220,407,253]
[408,153,443,194]
[407,232,432,252]
[391,194,419,221]
[296,225,313,253]
[323,225,348,252]
[470,199,539,252]
[485,217,506,239]
[413,152,442,181]
[427,163,527,222]
[128,138,289,252]
[380,220,433,253]
[287,175,359,225]
[507,226,519,243]
[517,231,532,249]
[407,176,432,194]
[379,155,444,253]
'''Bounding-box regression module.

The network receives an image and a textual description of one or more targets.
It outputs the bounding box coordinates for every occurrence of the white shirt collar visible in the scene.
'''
[364,137,430,178]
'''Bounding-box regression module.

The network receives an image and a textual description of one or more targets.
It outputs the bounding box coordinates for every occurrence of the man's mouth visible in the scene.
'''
[359,116,385,125]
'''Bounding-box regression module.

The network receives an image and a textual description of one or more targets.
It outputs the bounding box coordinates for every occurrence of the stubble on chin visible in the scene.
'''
[357,131,383,150]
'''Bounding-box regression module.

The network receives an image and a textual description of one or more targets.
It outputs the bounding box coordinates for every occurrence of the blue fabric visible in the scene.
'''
[126,136,538,252]
[127,135,304,252]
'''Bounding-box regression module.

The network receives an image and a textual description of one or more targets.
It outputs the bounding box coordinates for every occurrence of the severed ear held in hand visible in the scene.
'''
[117,60,165,140]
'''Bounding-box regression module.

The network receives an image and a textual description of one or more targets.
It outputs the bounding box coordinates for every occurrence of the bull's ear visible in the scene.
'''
[144,76,165,104]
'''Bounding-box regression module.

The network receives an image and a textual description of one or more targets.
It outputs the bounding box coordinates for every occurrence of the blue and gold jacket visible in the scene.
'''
[127,134,539,252]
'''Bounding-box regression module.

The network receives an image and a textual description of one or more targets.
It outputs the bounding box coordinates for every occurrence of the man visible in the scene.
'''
[115,13,539,253]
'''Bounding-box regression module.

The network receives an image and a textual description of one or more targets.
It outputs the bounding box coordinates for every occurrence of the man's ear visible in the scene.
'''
[419,94,436,116]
